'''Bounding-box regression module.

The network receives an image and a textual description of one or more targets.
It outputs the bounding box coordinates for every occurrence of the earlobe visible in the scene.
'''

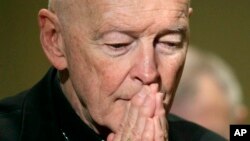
[38,9,67,70]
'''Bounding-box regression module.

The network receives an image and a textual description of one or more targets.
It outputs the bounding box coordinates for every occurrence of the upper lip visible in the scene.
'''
[119,92,138,101]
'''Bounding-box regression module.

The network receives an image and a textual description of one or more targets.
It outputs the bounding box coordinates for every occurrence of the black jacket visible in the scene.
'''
[0,68,227,141]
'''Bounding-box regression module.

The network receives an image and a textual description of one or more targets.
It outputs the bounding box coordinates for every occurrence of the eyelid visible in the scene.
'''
[100,31,135,44]
[104,42,132,48]
[153,27,186,46]
[103,41,133,57]
[159,33,182,42]
[155,26,186,38]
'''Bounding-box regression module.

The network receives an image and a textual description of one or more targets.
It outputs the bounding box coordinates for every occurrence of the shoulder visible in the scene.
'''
[0,68,62,141]
[168,114,227,141]
[0,91,28,114]
[0,91,28,141]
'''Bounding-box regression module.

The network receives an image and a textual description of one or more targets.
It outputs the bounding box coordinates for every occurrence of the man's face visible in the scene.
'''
[192,72,231,138]
[61,0,190,131]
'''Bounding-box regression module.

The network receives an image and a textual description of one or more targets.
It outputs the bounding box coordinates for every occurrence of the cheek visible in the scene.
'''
[159,55,185,94]
[85,61,133,131]
[68,49,99,102]
[94,58,130,97]
[158,55,185,112]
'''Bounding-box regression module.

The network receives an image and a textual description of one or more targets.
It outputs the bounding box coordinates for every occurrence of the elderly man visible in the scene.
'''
[171,47,248,140]
[0,0,226,141]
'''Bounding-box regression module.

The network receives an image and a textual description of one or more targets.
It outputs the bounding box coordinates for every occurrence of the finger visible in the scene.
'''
[107,133,115,141]
[155,92,165,116]
[129,89,155,140]
[132,94,155,141]
[155,93,167,139]
[142,118,154,141]
[131,86,149,107]
[131,111,147,140]
[156,92,166,121]
[163,92,172,113]
[140,92,155,118]
[121,87,148,140]
[149,83,159,94]
[154,116,167,141]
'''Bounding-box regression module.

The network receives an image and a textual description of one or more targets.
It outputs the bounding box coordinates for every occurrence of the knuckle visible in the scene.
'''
[142,132,152,141]
[119,122,126,129]
[131,129,141,141]
[157,130,165,139]
[126,119,134,128]
[155,127,168,140]
[159,109,166,116]
[131,96,143,107]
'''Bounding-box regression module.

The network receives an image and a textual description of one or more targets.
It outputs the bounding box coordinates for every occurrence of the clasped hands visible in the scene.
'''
[107,84,168,141]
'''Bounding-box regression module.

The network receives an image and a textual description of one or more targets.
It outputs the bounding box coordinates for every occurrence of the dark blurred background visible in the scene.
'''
[0,1,249,122]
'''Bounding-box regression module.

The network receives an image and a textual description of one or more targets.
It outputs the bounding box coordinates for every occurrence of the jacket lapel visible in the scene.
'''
[19,68,64,141]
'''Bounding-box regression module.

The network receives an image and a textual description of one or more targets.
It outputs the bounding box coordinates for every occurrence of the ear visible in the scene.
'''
[234,105,248,124]
[188,8,193,17]
[38,9,67,70]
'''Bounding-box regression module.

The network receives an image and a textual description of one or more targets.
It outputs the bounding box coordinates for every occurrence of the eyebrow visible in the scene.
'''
[93,24,142,40]
[155,25,188,39]
[94,20,188,41]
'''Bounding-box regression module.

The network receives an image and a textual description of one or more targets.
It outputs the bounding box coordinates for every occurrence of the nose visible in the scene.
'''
[130,42,160,85]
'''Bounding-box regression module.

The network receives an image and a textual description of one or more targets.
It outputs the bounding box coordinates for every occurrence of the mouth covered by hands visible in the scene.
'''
[107,84,168,141]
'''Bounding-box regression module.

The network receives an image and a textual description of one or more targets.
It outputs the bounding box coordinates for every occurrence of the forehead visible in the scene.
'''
[91,0,189,8]
[64,0,189,18]
[86,0,189,33]
[92,0,189,17]
[63,0,190,37]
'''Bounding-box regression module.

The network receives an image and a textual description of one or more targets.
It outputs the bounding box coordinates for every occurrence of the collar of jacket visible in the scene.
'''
[18,67,103,141]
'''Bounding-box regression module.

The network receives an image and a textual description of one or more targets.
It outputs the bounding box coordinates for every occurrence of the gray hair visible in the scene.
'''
[175,46,243,115]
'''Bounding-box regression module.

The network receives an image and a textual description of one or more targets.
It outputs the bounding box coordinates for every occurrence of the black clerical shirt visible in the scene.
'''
[53,75,105,141]
[0,67,226,141]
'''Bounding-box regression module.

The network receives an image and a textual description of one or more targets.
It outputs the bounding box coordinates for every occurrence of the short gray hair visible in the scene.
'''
[175,46,243,115]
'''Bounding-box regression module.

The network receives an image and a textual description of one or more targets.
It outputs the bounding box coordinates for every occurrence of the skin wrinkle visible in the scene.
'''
[43,0,191,139]
[49,0,190,15]
[88,2,189,42]
[99,8,188,36]
[52,0,188,39]
[94,19,187,45]
[104,0,188,128]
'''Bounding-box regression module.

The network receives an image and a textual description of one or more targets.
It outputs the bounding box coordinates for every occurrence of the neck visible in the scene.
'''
[58,70,110,138]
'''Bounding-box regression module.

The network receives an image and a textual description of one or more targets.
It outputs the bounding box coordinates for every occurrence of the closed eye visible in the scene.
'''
[103,42,134,57]
[159,41,182,48]
[105,43,132,49]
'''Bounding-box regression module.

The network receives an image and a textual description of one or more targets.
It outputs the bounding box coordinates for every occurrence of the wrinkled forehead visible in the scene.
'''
[89,0,190,27]
[90,0,190,13]
[93,0,190,31]
[51,0,190,33]
[50,0,190,13]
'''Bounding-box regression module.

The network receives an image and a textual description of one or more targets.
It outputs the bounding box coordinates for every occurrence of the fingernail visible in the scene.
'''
[150,83,159,93]
[138,88,147,98]
[157,92,164,101]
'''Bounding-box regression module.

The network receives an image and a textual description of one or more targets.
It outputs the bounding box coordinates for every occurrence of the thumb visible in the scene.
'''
[107,133,115,141]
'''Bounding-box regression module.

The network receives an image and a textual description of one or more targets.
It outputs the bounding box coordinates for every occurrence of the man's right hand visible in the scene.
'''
[107,84,168,141]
